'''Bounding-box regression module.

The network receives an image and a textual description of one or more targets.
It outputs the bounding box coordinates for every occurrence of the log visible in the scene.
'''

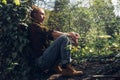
[89,75,120,78]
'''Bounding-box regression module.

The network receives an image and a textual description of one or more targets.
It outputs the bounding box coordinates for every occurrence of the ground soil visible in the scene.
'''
[34,55,120,80]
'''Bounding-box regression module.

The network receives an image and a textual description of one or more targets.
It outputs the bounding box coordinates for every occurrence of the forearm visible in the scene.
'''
[52,31,69,39]
[52,31,80,46]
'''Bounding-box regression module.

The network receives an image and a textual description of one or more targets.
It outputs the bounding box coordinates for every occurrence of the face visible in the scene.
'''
[34,8,45,23]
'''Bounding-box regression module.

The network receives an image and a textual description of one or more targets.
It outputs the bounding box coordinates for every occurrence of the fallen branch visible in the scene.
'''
[88,75,120,79]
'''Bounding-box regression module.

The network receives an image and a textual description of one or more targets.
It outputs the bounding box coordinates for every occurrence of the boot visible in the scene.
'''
[61,64,83,76]
[53,65,62,74]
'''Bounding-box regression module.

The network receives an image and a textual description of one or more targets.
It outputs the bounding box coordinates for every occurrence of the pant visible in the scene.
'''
[35,35,72,70]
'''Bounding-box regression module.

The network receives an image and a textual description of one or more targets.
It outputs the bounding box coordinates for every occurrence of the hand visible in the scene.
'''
[68,32,80,39]
[74,33,80,39]
[68,32,80,46]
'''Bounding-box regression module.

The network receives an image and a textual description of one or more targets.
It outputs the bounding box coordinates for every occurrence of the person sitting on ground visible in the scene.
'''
[28,5,83,76]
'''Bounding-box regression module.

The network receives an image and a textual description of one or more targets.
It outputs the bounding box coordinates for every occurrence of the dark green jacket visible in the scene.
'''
[28,23,54,59]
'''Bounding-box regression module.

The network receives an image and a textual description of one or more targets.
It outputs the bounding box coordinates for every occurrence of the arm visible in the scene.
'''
[52,30,70,39]
[52,31,80,45]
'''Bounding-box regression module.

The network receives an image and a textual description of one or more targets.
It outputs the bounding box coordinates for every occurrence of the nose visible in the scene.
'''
[42,15,45,20]
[43,15,45,18]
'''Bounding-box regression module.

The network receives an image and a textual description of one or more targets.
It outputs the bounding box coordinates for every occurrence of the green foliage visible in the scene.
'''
[0,0,120,79]
[47,0,70,31]
[47,0,120,63]
[0,1,33,80]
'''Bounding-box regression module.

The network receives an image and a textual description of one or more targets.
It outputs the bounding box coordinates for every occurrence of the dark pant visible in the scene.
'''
[35,35,72,70]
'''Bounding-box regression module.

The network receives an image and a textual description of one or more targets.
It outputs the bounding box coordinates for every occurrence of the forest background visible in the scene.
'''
[0,0,120,80]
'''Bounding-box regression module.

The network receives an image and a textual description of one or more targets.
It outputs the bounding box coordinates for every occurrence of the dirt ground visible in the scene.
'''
[34,56,120,80]
[47,58,120,80]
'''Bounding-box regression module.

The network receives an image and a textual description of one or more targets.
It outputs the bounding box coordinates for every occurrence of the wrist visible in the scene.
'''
[64,33,70,36]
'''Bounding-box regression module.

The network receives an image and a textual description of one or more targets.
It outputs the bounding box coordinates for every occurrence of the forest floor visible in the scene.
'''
[35,54,120,80]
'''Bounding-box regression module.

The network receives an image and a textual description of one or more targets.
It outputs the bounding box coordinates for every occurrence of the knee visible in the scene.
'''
[59,35,70,42]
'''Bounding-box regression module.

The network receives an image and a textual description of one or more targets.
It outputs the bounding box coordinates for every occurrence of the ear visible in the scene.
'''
[33,13,37,19]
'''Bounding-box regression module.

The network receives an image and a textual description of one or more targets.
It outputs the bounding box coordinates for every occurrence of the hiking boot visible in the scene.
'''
[61,64,83,76]
[53,65,62,73]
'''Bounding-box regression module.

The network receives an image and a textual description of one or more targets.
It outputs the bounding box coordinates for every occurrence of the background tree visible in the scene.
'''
[47,0,70,31]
